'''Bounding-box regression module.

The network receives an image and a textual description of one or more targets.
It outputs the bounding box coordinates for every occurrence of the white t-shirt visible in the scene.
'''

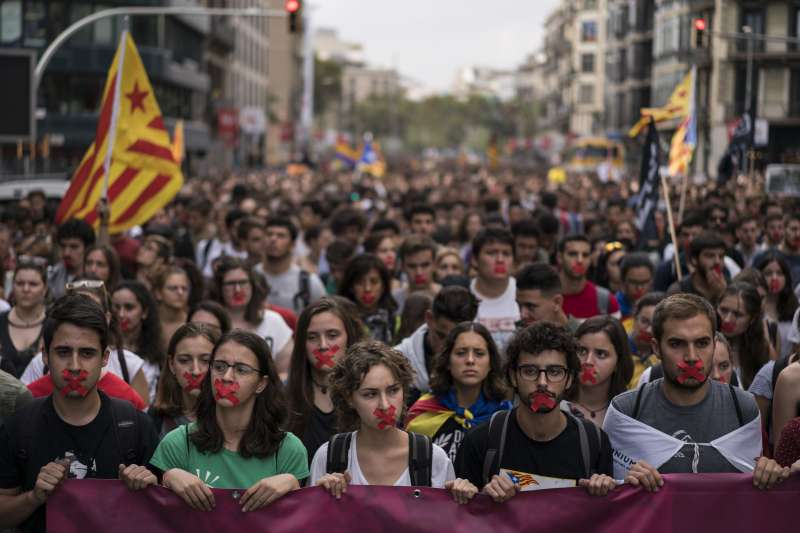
[309,431,455,488]
[20,348,145,386]
[470,277,520,353]
[254,309,293,355]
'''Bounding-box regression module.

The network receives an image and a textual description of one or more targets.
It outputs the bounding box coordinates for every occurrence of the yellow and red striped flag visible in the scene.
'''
[628,71,693,138]
[56,32,183,233]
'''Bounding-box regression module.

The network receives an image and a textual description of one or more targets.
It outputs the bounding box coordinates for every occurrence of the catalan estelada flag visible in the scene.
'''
[629,70,693,138]
[357,136,386,177]
[668,68,697,177]
[56,32,183,234]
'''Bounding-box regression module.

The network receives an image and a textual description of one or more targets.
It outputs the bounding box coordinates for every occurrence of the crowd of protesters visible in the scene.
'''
[1,166,800,531]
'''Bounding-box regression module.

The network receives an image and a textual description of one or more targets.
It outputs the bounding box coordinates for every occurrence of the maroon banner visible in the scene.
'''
[47,474,799,533]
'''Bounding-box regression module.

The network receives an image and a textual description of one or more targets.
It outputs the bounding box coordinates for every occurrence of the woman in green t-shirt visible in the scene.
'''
[146,330,309,512]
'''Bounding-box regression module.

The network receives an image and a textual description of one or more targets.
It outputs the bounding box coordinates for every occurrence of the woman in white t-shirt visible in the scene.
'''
[212,257,294,375]
[309,340,477,503]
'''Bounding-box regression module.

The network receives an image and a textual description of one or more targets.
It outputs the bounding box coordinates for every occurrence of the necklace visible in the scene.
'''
[8,309,46,329]
[311,377,329,395]
[577,401,609,419]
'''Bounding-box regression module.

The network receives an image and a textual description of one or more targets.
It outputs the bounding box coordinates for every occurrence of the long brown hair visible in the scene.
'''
[428,322,510,402]
[152,322,220,418]
[210,256,267,326]
[570,315,634,401]
[191,330,288,458]
[286,296,364,436]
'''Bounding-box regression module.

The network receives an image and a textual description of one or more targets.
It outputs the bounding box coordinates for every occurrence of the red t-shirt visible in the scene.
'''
[266,304,297,332]
[562,280,620,320]
[27,372,146,410]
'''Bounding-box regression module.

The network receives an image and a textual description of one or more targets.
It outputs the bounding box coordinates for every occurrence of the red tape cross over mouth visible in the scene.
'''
[183,372,205,392]
[61,369,90,397]
[580,363,598,385]
[676,360,706,384]
[530,393,557,412]
[312,345,340,369]
[373,405,397,429]
[213,379,240,405]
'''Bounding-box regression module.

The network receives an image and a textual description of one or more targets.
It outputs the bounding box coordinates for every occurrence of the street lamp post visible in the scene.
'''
[34,6,286,93]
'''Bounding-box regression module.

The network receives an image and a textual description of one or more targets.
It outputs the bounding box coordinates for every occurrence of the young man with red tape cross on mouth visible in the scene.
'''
[0,294,158,533]
[558,234,620,323]
[604,293,789,492]
[668,232,729,305]
[455,322,616,502]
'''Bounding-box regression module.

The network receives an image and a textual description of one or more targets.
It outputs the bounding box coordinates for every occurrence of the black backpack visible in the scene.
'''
[326,431,433,487]
[481,406,602,486]
[293,270,311,312]
[12,396,141,482]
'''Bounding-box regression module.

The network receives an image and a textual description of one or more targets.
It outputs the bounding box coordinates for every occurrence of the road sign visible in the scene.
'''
[0,49,36,143]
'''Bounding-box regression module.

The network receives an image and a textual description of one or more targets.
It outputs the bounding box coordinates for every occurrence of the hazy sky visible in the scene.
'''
[313,0,561,93]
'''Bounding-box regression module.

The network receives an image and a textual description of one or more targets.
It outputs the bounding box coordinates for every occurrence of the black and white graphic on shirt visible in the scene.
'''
[64,451,96,479]
[434,428,465,463]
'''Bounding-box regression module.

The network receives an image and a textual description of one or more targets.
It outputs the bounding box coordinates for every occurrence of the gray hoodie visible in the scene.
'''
[393,324,431,393]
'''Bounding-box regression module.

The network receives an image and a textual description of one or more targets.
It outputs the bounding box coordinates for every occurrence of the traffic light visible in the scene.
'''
[692,18,707,48]
[286,0,301,33]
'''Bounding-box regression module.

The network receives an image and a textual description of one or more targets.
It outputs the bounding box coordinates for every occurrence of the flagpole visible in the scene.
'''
[98,16,129,245]
[661,173,683,281]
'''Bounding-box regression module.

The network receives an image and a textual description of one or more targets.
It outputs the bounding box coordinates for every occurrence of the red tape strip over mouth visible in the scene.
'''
[493,264,507,274]
[61,369,90,397]
[721,321,736,334]
[676,360,706,384]
[632,288,647,300]
[361,293,376,305]
[213,379,240,405]
[580,363,598,385]
[232,292,247,305]
[373,405,397,429]
[637,330,653,344]
[413,275,427,285]
[769,279,782,294]
[530,392,557,412]
[713,265,722,276]
[312,345,340,369]
[572,264,586,275]
[183,372,205,393]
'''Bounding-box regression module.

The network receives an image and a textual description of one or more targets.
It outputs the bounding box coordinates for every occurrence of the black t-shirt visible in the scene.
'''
[431,417,468,464]
[301,406,336,464]
[0,393,158,533]
[455,407,613,488]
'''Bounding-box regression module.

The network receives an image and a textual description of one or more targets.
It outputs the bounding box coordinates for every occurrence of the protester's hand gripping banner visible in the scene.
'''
[48,475,799,533]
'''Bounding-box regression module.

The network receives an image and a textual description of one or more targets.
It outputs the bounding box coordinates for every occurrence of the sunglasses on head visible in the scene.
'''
[604,241,624,253]
[18,255,49,267]
[66,280,106,291]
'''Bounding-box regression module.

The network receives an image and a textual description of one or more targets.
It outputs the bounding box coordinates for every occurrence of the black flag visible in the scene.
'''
[635,119,661,240]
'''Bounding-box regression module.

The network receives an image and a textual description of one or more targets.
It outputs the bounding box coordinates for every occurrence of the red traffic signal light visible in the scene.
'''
[694,18,707,31]
[286,0,301,13]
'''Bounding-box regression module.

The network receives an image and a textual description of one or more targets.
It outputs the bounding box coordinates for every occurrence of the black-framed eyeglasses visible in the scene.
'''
[516,364,569,383]
[211,360,261,377]
[222,279,250,289]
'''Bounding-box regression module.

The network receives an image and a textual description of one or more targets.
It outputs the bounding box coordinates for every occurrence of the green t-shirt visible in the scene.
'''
[150,423,309,489]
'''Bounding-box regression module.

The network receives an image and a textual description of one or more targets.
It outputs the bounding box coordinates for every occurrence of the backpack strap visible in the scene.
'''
[632,381,648,420]
[200,239,214,271]
[12,397,48,466]
[108,397,141,464]
[596,286,610,315]
[561,407,600,479]
[728,383,743,427]
[482,409,512,486]
[116,348,130,384]
[408,432,433,487]
[325,432,353,474]
[648,364,664,382]
[294,270,311,312]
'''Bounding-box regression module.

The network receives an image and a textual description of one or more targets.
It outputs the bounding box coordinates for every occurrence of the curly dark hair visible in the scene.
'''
[191,330,288,458]
[755,251,799,323]
[286,296,365,437]
[505,322,580,395]
[428,322,510,402]
[329,340,415,432]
